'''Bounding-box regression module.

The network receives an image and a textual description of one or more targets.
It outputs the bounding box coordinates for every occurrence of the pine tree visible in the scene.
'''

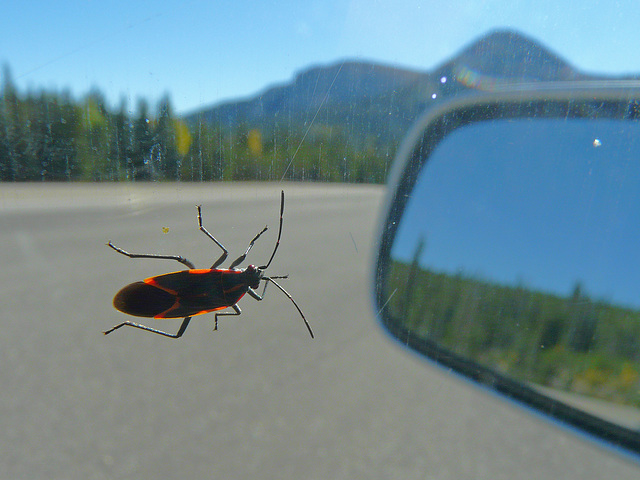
[132,99,154,180]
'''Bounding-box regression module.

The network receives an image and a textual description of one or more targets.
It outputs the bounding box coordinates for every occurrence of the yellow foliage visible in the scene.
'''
[173,119,193,156]
[619,362,639,388]
[582,367,609,386]
[83,99,106,129]
[247,128,263,156]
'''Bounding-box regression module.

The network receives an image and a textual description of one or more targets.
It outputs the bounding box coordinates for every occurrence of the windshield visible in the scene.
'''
[2,2,640,478]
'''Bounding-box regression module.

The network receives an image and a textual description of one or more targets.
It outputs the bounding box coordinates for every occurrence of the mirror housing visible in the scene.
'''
[375,83,640,456]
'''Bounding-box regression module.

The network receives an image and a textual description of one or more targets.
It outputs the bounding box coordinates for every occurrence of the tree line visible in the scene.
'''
[0,67,392,183]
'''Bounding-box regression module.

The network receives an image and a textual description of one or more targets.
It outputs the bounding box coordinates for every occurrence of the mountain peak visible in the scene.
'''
[445,29,581,82]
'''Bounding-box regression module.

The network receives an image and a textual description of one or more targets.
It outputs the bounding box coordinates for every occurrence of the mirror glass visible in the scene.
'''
[385,117,640,432]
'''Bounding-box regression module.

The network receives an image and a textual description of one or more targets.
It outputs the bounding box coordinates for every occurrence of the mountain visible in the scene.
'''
[437,30,587,83]
[187,60,431,147]
[184,29,609,155]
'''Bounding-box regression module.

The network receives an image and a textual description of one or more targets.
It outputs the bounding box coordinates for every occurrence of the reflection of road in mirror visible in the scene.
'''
[533,384,640,432]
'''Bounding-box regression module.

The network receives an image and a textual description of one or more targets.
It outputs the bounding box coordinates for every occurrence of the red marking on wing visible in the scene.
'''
[154,303,228,319]
[144,276,179,295]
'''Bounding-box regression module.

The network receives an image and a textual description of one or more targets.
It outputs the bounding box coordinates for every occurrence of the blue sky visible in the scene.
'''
[2,1,640,114]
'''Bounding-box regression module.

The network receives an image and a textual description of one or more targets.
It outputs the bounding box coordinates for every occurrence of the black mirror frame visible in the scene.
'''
[374,82,640,457]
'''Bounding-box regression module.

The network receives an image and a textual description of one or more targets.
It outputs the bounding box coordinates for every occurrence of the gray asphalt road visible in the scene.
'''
[1,183,637,479]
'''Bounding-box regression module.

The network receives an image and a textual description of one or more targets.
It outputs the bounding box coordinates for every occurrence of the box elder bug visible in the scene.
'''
[104,190,314,339]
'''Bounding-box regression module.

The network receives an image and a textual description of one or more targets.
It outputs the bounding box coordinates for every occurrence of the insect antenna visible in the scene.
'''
[260,190,285,270]
[265,276,314,339]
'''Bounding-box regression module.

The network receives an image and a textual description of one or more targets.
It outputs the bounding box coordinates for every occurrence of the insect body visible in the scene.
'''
[104,191,313,339]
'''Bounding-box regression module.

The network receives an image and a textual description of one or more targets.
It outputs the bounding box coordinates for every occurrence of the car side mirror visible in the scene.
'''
[375,83,640,457]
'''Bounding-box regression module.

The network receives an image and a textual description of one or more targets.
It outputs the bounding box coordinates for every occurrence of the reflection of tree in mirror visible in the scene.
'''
[386,259,640,408]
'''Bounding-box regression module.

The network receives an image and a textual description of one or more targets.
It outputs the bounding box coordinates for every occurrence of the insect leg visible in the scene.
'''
[103,316,192,339]
[213,304,241,331]
[250,278,313,338]
[229,225,268,269]
[107,242,195,269]
[196,205,229,268]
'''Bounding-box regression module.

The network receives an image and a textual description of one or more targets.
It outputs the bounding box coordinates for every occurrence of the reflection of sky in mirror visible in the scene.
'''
[392,118,640,308]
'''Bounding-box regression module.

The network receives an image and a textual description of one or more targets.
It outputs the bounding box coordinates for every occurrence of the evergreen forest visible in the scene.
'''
[0,67,392,183]
[386,259,640,408]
